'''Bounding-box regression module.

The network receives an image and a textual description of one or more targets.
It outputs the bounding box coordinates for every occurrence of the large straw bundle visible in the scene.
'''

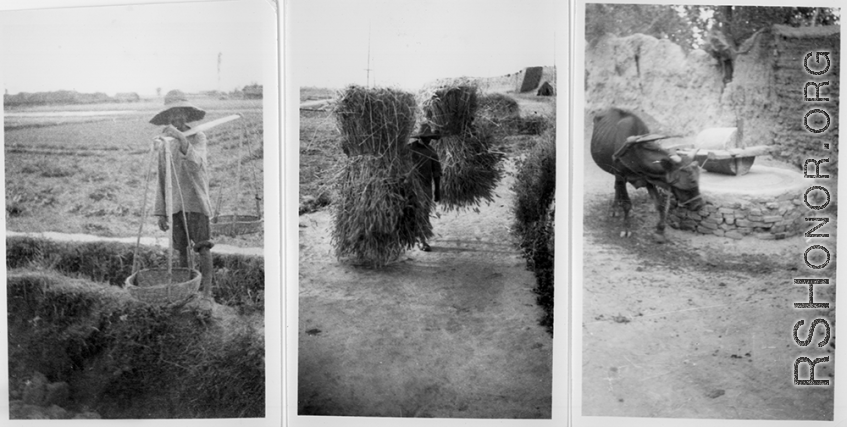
[434,129,505,211]
[420,85,478,136]
[331,86,432,266]
[334,85,417,156]
[420,82,505,211]
[331,155,432,266]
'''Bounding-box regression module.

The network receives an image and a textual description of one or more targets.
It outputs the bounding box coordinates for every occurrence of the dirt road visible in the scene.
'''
[579,120,835,420]
[297,159,553,418]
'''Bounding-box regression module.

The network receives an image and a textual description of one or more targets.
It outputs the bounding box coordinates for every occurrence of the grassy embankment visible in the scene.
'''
[7,236,265,419]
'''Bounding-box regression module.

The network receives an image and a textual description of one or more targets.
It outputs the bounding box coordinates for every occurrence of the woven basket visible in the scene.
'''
[125,268,201,305]
[211,214,263,237]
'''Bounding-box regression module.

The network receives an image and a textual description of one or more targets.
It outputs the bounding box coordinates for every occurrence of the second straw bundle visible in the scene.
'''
[421,83,505,211]
[331,86,432,266]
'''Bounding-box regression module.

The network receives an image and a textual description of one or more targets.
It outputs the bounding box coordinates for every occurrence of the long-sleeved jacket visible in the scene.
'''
[154,130,213,217]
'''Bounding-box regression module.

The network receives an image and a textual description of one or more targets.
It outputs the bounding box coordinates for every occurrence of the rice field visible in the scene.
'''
[4,97,265,248]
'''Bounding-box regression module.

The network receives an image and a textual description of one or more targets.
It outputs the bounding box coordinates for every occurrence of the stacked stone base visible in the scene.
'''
[668,192,807,240]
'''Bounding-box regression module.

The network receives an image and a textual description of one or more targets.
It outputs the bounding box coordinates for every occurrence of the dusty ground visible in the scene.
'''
[580,115,836,420]
[297,95,554,417]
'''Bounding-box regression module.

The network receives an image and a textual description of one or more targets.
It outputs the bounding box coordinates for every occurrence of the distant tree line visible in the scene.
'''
[4,90,140,107]
[242,84,262,99]
[5,84,263,107]
[197,84,262,100]
[585,5,839,51]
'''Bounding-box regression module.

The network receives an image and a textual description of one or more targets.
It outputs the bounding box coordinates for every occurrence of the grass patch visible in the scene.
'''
[7,271,264,418]
[88,184,119,202]
[5,186,60,217]
[300,86,337,102]
[21,159,80,177]
[212,253,265,314]
[7,237,264,314]
[517,115,550,135]
[299,110,342,213]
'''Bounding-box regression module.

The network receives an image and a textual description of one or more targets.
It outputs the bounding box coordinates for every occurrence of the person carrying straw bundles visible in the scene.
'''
[409,122,442,252]
[151,89,215,307]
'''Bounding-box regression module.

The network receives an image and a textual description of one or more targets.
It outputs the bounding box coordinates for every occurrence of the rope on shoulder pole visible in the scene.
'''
[170,152,194,271]
[209,141,223,219]
[231,120,245,236]
[244,120,263,219]
[132,140,158,276]
[214,177,225,220]
[164,137,174,284]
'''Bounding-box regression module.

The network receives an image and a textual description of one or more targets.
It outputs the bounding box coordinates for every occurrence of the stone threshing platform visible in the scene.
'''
[668,165,811,240]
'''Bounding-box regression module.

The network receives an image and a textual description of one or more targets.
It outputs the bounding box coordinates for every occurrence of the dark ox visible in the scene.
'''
[590,108,704,241]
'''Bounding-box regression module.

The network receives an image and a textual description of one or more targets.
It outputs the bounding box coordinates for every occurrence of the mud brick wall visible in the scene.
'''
[585,25,840,165]
[585,33,734,135]
[728,25,840,171]
[668,191,807,240]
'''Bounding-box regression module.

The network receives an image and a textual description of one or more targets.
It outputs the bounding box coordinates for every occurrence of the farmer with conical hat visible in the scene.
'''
[151,89,215,307]
[409,122,442,252]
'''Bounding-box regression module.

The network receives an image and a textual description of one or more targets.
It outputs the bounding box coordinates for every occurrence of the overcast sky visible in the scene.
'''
[1,0,271,96]
[288,0,558,91]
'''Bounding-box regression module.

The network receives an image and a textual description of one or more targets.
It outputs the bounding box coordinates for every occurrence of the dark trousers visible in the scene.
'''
[172,212,214,296]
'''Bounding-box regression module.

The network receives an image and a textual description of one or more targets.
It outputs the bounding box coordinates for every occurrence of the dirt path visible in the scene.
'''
[297,159,553,418]
[579,122,835,420]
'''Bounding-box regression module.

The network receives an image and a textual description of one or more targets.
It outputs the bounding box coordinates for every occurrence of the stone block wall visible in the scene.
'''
[668,191,808,240]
